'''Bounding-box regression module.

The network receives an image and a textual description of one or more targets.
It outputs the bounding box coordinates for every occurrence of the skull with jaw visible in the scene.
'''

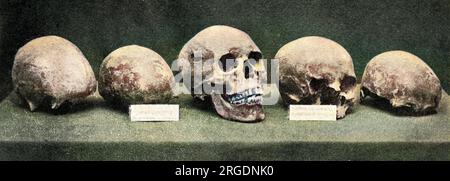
[361,50,442,115]
[276,36,358,119]
[178,25,266,122]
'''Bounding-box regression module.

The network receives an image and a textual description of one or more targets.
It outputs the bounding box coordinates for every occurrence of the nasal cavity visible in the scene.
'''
[244,66,250,79]
[244,60,252,79]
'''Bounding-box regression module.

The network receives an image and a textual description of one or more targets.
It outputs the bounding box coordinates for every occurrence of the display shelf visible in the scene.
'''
[0,91,448,160]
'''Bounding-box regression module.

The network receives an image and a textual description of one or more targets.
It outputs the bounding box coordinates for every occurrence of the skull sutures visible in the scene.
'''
[12,36,97,111]
[99,45,174,107]
[361,50,442,114]
[178,25,266,122]
[276,36,358,119]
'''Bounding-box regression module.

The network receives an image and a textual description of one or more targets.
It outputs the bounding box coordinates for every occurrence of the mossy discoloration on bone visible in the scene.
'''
[99,45,174,108]
[12,36,97,111]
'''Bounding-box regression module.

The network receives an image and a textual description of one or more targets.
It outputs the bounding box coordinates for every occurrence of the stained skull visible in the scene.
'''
[276,36,358,119]
[12,36,97,111]
[99,45,174,107]
[361,50,442,114]
[178,25,266,122]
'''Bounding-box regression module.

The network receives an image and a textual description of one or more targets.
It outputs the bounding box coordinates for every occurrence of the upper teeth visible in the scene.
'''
[226,88,263,105]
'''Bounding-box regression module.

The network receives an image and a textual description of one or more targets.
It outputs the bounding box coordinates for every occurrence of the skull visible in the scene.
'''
[276,36,358,119]
[178,25,266,122]
[361,50,442,114]
[12,36,97,111]
[99,45,174,107]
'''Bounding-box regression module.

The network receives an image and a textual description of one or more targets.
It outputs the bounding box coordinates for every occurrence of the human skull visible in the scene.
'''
[12,36,97,111]
[99,45,174,107]
[178,25,266,122]
[361,50,442,114]
[276,36,358,119]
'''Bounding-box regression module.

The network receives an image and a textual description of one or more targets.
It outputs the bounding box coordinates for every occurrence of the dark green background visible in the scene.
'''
[0,0,449,101]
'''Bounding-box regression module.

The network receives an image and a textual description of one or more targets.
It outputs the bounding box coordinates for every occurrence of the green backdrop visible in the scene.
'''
[0,0,449,101]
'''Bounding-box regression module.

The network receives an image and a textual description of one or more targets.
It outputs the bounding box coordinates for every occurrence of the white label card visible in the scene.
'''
[129,104,179,121]
[289,105,336,121]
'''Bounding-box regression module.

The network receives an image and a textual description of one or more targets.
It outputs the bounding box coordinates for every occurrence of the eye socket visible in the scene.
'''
[309,78,328,92]
[248,51,262,62]
[219,53,237,72]
[340,75,356,91]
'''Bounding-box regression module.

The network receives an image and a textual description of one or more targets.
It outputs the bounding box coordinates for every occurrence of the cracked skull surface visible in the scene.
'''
[276,36,358,119]
[178,25,266,122]
[361,50,442,114]
[99,45,174,107]
[12,36,97,111]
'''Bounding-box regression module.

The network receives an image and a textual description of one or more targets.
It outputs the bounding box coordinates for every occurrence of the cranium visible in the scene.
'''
[99,45,174,107]
[178,25,266,122]
[276,36,358,119]
[361,50,442,114]
[12,36,97,111]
